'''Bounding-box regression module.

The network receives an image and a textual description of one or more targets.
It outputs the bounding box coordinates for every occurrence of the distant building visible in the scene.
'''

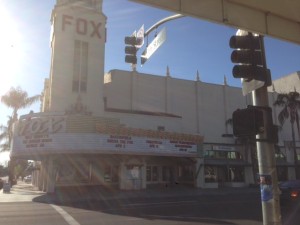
[11,0,300,193]
[269,71,300,93]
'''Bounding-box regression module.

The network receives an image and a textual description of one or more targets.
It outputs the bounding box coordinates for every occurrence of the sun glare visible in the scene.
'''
[0,6,23,95]
[0,151,10,166]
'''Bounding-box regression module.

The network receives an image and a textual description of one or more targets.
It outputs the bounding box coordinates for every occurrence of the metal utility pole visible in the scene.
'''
[230,31,282,224]
[253,36,281,225]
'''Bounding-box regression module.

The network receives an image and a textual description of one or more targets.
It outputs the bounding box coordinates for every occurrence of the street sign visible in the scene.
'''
[136,24,144,48]
[141,27,167,64]
[241,79,264,96]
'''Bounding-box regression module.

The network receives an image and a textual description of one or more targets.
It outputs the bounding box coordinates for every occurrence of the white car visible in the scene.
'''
[24,175,32,183]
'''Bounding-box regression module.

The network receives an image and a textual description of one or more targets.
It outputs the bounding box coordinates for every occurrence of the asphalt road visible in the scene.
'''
[0,194,264,225]
[1,184,299,225]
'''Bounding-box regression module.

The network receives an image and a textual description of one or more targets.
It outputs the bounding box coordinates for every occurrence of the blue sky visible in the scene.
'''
[0,0,299,164]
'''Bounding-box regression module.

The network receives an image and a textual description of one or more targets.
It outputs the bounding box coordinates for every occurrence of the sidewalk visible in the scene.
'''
[1,181,45,203]
[1,181,260,204]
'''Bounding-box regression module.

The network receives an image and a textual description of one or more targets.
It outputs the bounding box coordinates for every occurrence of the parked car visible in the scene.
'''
[279,180,300,205]
[24,175,32,183]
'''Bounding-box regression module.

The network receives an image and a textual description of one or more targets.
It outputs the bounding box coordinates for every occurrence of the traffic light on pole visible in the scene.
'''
[229,32,271,86]
[232,106,264,137]
[124,36,143,64]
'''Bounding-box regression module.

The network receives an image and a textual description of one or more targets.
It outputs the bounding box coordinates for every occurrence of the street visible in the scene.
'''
[0,189,262,225]
[1,183,299,225]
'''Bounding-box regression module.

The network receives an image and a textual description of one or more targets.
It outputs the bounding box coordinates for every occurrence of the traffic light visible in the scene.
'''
[124,36,143,64]
[229,33,271,85]
[232,106,264,137]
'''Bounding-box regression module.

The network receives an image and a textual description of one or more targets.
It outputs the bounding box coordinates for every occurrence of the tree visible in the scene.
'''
[1,87,40,121]
[0,87,40,149]
[0,87,40,183]
[273,91,300,178]
[0,116,14,152]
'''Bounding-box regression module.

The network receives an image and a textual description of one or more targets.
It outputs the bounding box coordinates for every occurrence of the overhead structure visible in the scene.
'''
[131,0,300,45]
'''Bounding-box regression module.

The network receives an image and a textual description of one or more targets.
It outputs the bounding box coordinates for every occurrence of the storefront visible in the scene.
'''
[202,144,253,188]
[12,112,203,193]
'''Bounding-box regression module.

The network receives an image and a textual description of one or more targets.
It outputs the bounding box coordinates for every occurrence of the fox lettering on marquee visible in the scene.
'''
[18,116,66,136]
[62,14,101,39]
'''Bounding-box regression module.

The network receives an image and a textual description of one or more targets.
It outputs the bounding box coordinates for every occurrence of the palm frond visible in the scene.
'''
[278,107,289,126]
[1,87,40,121]
[22,95,40,109]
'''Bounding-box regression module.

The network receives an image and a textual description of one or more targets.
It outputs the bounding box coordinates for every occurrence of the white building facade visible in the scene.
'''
[10,0,300,193]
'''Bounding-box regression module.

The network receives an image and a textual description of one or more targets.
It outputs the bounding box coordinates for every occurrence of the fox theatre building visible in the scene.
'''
[12,113,203,193]
[10,0,257,193]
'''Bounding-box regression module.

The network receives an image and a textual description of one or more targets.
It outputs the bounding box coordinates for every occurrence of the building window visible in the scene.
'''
[227,166,244,182]
[204,166,217,183]
[73,40,88,93]
[178,165,194,181]
[104,165,119,183]
[146,166,159,182]
[204,150,242,160]
[162,166,170,182]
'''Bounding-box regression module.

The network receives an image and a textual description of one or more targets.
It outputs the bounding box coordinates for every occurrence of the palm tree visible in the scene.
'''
[1,87,40,122]
[273,91,300,178]
[1,87,40,183]
[0,116,14,152]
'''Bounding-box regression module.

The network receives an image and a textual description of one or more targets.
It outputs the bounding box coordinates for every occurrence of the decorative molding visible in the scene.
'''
[65,95,92,115]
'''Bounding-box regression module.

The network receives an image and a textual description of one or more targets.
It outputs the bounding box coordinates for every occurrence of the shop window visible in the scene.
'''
[126,165,141,179]
[104,165,119,183]
[152,166,158,181]
[104,166,111,182]
[111,166,119,182]
[146,166,159,182]
[178,165,194,181]
[204,166,217,183]
[216,151,227,159]
[275,153,286,161]
[227,166,244,182]
[204,150,215,158]
[146,166,151,181]
[227,151,242,159]
[162,166,168,181]
[204,150,242,160]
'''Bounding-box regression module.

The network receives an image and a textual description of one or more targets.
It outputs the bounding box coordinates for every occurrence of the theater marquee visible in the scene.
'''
[11,114,201,158]
[12,133,198,157]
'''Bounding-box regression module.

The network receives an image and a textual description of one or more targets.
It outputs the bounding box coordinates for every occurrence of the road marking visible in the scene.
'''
[51,204,81,225]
